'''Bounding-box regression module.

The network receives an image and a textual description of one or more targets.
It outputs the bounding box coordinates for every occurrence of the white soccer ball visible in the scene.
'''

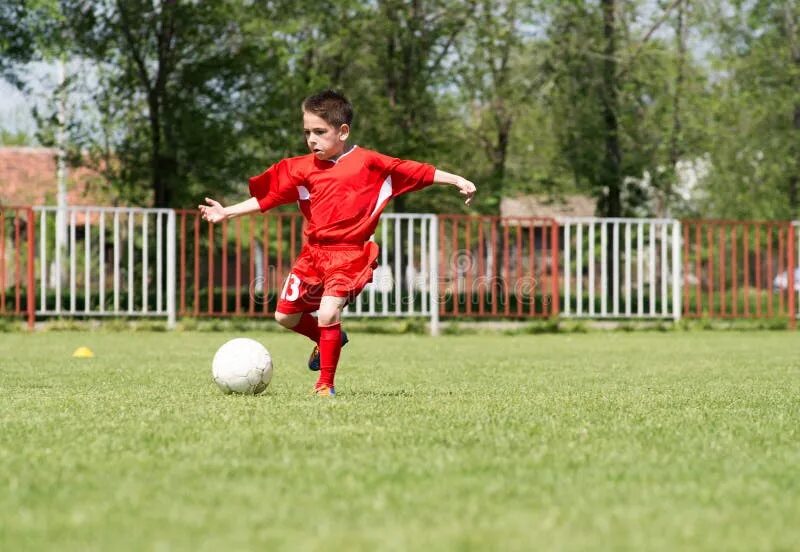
[211,338,273,395]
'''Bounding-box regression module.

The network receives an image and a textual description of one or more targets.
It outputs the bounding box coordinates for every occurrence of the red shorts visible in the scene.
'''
[276,241,380,314]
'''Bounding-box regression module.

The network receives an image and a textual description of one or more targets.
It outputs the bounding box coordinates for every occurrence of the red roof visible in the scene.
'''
[0,146,112,207]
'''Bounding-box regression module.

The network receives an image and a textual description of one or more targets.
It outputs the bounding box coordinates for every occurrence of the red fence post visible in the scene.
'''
[438,216,445,318]
[755,225,762,317]
[221,219,228,315]
[695,222,701,317]
[14,214,21,314]
[248,215,255,316]
[550,219,560,317]
[685,221,691,315]
[743,224,750,317]
[235,217,242,315]
[193,214,200,315]
[477,219,484,316]
[466,219,473,316]
[179,212,186,315]
[207,221,214,314]
[27,208,35,330]
[268,217,274,315]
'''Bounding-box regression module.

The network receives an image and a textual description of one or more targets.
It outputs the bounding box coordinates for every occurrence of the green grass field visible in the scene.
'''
[1,330,799,551]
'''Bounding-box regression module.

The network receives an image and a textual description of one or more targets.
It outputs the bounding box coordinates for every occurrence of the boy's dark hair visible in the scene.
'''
[302,90,353,128]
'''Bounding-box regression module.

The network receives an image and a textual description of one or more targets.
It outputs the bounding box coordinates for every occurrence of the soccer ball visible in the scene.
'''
[211,338,273,395]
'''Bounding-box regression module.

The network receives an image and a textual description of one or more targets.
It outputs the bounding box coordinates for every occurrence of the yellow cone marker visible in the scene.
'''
[72,346,95,358]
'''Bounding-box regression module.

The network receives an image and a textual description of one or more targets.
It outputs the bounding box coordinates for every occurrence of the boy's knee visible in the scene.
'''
[275,311,300,328]
[316,307,340,327]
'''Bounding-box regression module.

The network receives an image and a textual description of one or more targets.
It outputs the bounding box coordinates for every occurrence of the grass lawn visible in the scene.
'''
[1,330,798,551]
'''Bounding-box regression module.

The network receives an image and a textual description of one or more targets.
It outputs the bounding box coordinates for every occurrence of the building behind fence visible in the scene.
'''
[1,206,797,332]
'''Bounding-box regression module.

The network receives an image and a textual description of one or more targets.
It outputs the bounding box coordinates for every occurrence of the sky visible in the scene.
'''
[0,78,37,136]
[0,61,61,138]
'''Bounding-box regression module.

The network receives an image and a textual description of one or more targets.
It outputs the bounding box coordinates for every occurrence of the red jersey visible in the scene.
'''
[247,146,435,244]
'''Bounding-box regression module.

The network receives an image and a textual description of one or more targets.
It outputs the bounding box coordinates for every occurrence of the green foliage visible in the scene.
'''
[700,0,800,219]
[0,0,63,79]
[30,1,307,207]
[0,128,34,146]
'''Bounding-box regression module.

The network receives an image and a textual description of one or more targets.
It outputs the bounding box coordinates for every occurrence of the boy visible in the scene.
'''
[199,90,476,396]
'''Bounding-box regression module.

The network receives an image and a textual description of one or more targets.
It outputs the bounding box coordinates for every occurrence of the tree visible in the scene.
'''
[701,0,800,219]
[0,1,62,83]
[543,2,610,208]
[542,0,710,217]
[369,0,475,211]
[455,0,539,212]
[29,1,304,208]
[600,0,625,217]
[280,0,479,213]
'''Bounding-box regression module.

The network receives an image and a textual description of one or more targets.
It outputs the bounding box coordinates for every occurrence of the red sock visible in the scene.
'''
[289,312,320,343]
[317,323,342,389]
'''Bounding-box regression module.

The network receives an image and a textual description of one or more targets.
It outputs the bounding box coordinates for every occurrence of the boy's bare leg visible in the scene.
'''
[274,311,302,328]
[275,311,320,344]
[317,295,347,326]
[314,295,348,393]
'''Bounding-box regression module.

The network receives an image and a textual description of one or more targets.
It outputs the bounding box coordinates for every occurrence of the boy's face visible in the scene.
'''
[303,111,349,161]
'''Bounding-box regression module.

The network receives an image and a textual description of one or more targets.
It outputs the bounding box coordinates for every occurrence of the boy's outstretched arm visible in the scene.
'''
[433,169,477,205]
[198,197,261,223]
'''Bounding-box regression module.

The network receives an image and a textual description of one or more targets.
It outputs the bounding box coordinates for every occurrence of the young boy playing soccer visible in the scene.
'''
[199,90,476,396]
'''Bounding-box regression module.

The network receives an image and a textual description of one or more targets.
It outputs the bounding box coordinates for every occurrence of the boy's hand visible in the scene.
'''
[456,177,477,205]
[199,197,227,223]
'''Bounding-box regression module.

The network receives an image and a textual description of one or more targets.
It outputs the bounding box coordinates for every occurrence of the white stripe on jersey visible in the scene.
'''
[370,176,393,217]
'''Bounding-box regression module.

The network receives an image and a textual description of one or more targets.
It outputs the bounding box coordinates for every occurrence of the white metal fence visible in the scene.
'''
[35,206,176,326]
[345,213,439,334]
[560,217,681,320]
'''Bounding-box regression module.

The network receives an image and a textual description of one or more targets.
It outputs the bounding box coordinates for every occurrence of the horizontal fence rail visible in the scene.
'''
[0,206,35,328]
[682,220,796,322]
[437,215,559,318]
[34,206,176,325]
[560,218,681,320]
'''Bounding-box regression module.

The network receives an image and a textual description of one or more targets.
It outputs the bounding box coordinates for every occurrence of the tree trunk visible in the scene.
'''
[487,110,512,200]
[667,0,686,217]
[787,4,800,218]
[149,93,166,207]
[601,0,622,218]
[152,2,177,207]
[670,0,685,166]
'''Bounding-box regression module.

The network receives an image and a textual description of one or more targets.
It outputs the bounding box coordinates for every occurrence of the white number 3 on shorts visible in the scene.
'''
[280,274,302,301]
